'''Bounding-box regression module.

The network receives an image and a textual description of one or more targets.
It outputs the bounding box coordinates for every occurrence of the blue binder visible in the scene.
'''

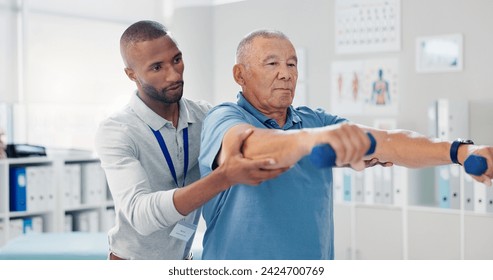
[9,167,27,212]
[23,218,33,233]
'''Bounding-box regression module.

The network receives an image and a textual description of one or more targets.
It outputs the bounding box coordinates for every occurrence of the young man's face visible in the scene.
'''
[124,35,185,104]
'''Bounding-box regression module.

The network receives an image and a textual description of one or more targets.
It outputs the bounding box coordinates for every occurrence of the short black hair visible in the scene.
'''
[120,20,172,67]
[120,20,169,49]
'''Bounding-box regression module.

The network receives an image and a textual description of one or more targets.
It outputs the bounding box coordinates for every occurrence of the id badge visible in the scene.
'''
[170,220,197,242]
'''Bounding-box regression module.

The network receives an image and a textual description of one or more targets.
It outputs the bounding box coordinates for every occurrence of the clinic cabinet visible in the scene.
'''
[334,186,493,259]
[0,156,114,247]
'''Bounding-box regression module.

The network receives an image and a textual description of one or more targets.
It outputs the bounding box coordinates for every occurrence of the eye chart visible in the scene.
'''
[335,0,401,54]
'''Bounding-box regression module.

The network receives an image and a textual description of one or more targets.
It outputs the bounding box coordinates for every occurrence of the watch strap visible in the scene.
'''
[450,139,474,165]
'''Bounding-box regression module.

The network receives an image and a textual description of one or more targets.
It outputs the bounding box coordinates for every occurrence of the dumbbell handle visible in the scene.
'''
[309,132,376,168]
[464,155,488,176]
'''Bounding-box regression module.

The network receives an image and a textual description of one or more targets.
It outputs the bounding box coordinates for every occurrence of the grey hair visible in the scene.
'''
[235,29,290,64]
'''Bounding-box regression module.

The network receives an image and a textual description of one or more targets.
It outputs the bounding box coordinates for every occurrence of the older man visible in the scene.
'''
[198,29,493,260]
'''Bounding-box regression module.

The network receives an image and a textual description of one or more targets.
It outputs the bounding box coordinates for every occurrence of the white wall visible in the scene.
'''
[0,0,19,104]
[170,5,214,103]
[0,0,167,150]
[3,0,493,151]
[174,0,493,139]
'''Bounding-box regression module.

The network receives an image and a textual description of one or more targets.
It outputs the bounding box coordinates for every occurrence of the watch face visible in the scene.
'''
[460,139,474,145]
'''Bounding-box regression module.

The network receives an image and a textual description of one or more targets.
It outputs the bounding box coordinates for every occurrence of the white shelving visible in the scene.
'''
[0,156,114,247]
[333,166,493,260]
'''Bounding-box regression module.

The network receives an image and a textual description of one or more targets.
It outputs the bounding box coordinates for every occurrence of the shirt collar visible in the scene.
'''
[236,92,301,129]
[130,92,198,131]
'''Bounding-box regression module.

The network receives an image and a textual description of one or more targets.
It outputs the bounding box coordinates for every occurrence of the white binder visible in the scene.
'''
[382,167,393,205]
[332,168,344,203]
[64,214,74,232]
[32,216,43,233]
[392,166,407,206]
[486,182,493,213]
[353,171,365,202]
[25,166,55,212]
[463,171,475,211]
[63,164,82,208]
[373,165,384,204]
[25,166,40,212]
[364,167,375,204]
[9,219,23,240]
[474,180,487,213]
[449,165,461,209]
[81,162,107,204]
[75,211,99,232]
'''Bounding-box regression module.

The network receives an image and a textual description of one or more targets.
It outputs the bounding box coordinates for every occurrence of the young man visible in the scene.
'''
[95,21,285,260]
[198,29,493,260]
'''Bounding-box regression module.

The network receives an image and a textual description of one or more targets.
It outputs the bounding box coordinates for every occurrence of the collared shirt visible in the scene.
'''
[95,92,211,260]
[199,92,346,260]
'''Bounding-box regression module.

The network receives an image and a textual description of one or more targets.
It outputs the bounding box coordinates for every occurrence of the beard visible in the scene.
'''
[141,80,184,104]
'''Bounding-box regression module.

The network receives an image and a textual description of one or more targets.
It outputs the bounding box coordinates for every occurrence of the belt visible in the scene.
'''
[184,251,193,260]
[109,252,125,260]
[109,251,193,260]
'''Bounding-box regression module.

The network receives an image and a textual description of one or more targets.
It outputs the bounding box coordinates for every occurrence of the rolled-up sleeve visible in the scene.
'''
[198,103,247,178]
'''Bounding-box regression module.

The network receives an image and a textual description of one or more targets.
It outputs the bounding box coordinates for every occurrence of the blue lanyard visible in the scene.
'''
[150,127,189,187]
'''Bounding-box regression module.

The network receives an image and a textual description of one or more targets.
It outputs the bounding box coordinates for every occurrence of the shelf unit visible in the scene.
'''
[333,166,493,260]
[0,156,114,247]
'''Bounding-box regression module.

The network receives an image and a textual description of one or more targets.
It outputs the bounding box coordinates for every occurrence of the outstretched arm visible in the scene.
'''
[216,122,372,171]
[358,125,493,186]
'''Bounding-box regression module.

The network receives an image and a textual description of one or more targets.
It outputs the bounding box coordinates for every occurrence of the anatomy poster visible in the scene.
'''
[331,58,398,116]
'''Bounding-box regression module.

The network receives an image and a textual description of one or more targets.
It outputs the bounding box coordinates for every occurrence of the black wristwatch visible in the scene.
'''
[450,139,474,165]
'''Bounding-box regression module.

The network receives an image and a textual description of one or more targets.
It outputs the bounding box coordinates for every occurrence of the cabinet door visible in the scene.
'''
[355,206,403,259]
[408,209,460,259]
[334,203,352,259]
[464,214,493,259]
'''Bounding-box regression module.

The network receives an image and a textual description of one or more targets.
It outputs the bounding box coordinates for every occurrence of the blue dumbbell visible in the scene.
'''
[309,132,377,168]
[464,155,488,176]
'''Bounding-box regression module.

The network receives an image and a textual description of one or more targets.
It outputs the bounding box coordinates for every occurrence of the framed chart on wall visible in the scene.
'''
[335,0,401,54]
[416,34,463,73]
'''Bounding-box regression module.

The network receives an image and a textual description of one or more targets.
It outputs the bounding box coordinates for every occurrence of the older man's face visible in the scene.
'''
[241,37,298,113]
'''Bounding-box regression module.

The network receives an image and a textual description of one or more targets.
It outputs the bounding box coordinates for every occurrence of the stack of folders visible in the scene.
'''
[435,166,493,213]
[332,165,407,206]
[8,216,43,240]
[65,208,115,233]
[73,210,99,233]
[9,166,55,212]
[64,214,74,232]
[81,162,108,205]
[62,164,82,209]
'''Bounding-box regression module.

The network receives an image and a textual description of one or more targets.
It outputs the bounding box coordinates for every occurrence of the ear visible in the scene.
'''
[233,64,246,86]
[124,68,137,82]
